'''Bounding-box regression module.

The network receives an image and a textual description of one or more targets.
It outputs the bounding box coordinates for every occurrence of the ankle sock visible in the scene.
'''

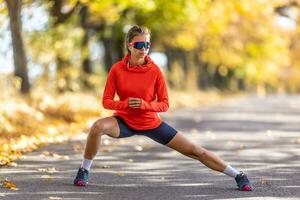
[81,158,93,171]
[223,165,240,178]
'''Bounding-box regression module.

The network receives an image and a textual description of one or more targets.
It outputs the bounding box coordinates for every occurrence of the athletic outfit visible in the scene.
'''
[74,54,253,191]
[114,116,177,145]
[102,54,177,143]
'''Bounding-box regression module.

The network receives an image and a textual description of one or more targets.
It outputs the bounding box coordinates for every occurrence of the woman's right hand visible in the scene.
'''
[128,97,142,109]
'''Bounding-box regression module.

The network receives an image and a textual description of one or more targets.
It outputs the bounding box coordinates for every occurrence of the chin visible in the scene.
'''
[137,55,145,59]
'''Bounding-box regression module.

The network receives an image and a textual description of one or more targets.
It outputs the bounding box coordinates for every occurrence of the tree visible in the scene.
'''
[5,0,30,93]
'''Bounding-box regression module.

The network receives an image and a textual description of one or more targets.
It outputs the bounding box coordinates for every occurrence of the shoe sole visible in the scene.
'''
[241,185,252,191]
[74,180,88,187]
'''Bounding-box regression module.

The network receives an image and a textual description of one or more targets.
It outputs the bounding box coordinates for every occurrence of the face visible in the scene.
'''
[128,34,150,59]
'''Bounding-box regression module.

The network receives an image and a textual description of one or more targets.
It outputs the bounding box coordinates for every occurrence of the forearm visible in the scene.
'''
[102,98,128,110]
[140,100,169,112]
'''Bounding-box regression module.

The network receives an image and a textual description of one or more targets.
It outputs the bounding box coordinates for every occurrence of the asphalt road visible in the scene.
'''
[1,95,300,200]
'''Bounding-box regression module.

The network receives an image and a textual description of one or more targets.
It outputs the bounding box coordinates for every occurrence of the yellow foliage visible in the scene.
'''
[0,91,100,166]
[0,179,18,191]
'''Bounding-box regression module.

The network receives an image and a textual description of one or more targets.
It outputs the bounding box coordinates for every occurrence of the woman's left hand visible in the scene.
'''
[128,97,143,109]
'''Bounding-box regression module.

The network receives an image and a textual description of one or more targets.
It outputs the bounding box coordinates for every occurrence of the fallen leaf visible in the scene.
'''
[42,151,50,156]
[72,144,83,152]
[1,180,18,190]
[101,165,111,169]
[41,175,52,181]
[99,147,112,153]
[259,178,270,185]
[118,139,127,145]
[154,155,164,159]
[59,155,69,160]
[134,146,143,151]
[38,167,59,173]
[8,162,18,167]
[49,197,62,200]
[116,172,125,177]
[103,139,111,146]
[47,167,59,173]
[38,168,47,172]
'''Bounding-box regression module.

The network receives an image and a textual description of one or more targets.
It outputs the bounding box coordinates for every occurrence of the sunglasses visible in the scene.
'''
[128,41,151,50]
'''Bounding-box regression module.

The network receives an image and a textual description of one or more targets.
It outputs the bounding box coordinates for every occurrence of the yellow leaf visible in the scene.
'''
[101,165,111,169]
[116,172,125,177]
[38,168,47,172]
[134,146,143,152]
[99,147,112,153]
[38,167,59,173]
[8,162,18,167]
[2,180,18,190]
[47,167,59,173]
[49,197,62,200]
[41,175,52,181]
[260,178,270,185]
[41,151,50,156]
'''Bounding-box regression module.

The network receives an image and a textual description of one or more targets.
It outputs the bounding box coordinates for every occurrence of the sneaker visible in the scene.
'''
[235,172,253,191]
[73,168,89,187]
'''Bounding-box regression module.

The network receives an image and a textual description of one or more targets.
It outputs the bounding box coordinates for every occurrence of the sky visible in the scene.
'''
[0,3,48,78]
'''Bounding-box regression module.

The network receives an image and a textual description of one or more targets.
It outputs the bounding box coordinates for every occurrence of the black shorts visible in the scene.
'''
[113,116,178,145]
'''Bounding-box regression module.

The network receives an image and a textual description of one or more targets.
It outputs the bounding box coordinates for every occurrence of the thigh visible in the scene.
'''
[142,122,178,145]
[166,132,205,156]
[113,116,136,138]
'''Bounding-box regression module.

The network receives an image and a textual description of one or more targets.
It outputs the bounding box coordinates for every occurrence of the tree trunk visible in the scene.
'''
[165,48,175,88]
[56,57,72,93]
[165,48,185,90]
[5,0,30,93]
[81,31,93,88]
[102,38,119,72]
[182,51,199,90]
[102,37,114,72]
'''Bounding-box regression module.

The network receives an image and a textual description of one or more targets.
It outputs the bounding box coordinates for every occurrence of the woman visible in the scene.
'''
[73,25,253,191]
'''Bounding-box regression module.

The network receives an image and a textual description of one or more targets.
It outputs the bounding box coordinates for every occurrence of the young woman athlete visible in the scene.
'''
[73,25,253,191]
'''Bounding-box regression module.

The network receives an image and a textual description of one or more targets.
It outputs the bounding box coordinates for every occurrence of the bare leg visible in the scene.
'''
[166,132,227,172]
[84,117,120,160]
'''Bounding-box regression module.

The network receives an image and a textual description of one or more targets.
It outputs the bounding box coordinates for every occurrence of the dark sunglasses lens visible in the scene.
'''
[134,42,150,49]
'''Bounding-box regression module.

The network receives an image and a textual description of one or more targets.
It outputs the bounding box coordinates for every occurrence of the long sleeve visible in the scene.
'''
[140,70,169,112]
[102,68,128,110]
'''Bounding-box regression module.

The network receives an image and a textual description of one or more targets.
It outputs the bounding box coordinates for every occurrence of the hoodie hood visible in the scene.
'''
[121,54,153,73]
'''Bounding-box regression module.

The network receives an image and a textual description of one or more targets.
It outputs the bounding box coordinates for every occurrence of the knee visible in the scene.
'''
[89,120,105,137]
[191,145,207,159]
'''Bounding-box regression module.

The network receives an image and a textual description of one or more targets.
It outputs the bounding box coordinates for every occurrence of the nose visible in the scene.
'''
[142,46,149,51]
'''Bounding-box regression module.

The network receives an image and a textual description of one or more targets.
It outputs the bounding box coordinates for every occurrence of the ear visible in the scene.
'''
[128,45,133,52]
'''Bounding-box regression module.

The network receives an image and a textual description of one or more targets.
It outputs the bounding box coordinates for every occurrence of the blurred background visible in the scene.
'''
[0,0,300,165]
[1,0,300,94]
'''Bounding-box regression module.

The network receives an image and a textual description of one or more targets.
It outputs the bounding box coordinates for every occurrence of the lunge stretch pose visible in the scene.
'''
[74,25,253,191]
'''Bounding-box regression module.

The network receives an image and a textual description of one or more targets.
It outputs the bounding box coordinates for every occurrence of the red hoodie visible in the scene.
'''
[102,54,169,130]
